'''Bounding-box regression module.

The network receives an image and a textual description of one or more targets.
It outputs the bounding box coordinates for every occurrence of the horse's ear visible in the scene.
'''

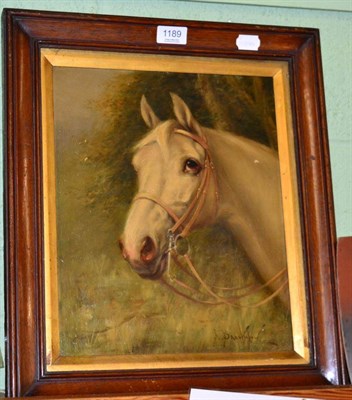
[170,93,203,136]
[141,95,160,128]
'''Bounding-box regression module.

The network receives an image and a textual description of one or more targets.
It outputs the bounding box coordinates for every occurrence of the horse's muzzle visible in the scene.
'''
[119,237,167,280]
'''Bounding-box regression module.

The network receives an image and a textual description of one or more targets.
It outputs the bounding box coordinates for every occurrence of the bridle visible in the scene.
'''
[134,128,218,239]
[133,128,288,307]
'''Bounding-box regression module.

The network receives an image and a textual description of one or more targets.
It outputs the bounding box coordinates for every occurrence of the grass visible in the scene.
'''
[58,226,292,357]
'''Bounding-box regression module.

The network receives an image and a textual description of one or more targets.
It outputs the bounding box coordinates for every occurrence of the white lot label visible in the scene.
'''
[157,25,188,45]
[190,388,319,400]
[236,34,261,51]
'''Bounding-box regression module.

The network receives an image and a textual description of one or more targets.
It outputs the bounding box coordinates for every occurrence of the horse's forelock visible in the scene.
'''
[134,120,176,158]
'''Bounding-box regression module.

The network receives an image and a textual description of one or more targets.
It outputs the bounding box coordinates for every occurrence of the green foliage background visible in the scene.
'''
[54,68,292,358]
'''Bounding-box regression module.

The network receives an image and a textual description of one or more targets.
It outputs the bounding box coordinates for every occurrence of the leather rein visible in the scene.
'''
[134,128,287,307]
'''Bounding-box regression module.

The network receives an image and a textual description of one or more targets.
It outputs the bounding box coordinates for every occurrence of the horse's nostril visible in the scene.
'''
[119,239,128,260]
[140,236,156,264]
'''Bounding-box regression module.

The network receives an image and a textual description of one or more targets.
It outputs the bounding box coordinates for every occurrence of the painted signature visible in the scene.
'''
[213,324,278,350]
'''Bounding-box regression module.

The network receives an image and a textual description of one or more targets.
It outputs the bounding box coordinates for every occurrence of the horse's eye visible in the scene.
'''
[183,158,202,175]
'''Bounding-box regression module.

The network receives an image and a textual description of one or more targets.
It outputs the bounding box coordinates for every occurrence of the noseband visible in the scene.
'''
[133,128,287,307]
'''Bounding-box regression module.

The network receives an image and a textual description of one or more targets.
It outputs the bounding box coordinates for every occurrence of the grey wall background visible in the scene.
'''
[1,0,351,392]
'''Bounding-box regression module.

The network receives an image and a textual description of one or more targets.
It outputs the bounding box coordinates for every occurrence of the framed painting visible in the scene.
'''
[3,8,347,397]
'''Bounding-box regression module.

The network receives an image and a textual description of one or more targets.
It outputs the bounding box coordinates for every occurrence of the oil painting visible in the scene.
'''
[6,11,345,396]
[42,50,307,371]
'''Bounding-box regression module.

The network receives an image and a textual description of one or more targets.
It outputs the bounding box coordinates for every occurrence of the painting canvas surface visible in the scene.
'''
[52,65,293,359]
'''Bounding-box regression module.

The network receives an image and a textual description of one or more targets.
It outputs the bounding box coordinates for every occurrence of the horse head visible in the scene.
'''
[119,93,218,280]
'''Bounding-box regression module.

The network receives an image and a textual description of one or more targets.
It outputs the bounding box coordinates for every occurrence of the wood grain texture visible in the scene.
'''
[3,7,347,397]
[7,386,352,399]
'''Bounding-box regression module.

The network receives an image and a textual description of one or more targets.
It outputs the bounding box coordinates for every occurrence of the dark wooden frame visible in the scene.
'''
[3,8,347,397]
